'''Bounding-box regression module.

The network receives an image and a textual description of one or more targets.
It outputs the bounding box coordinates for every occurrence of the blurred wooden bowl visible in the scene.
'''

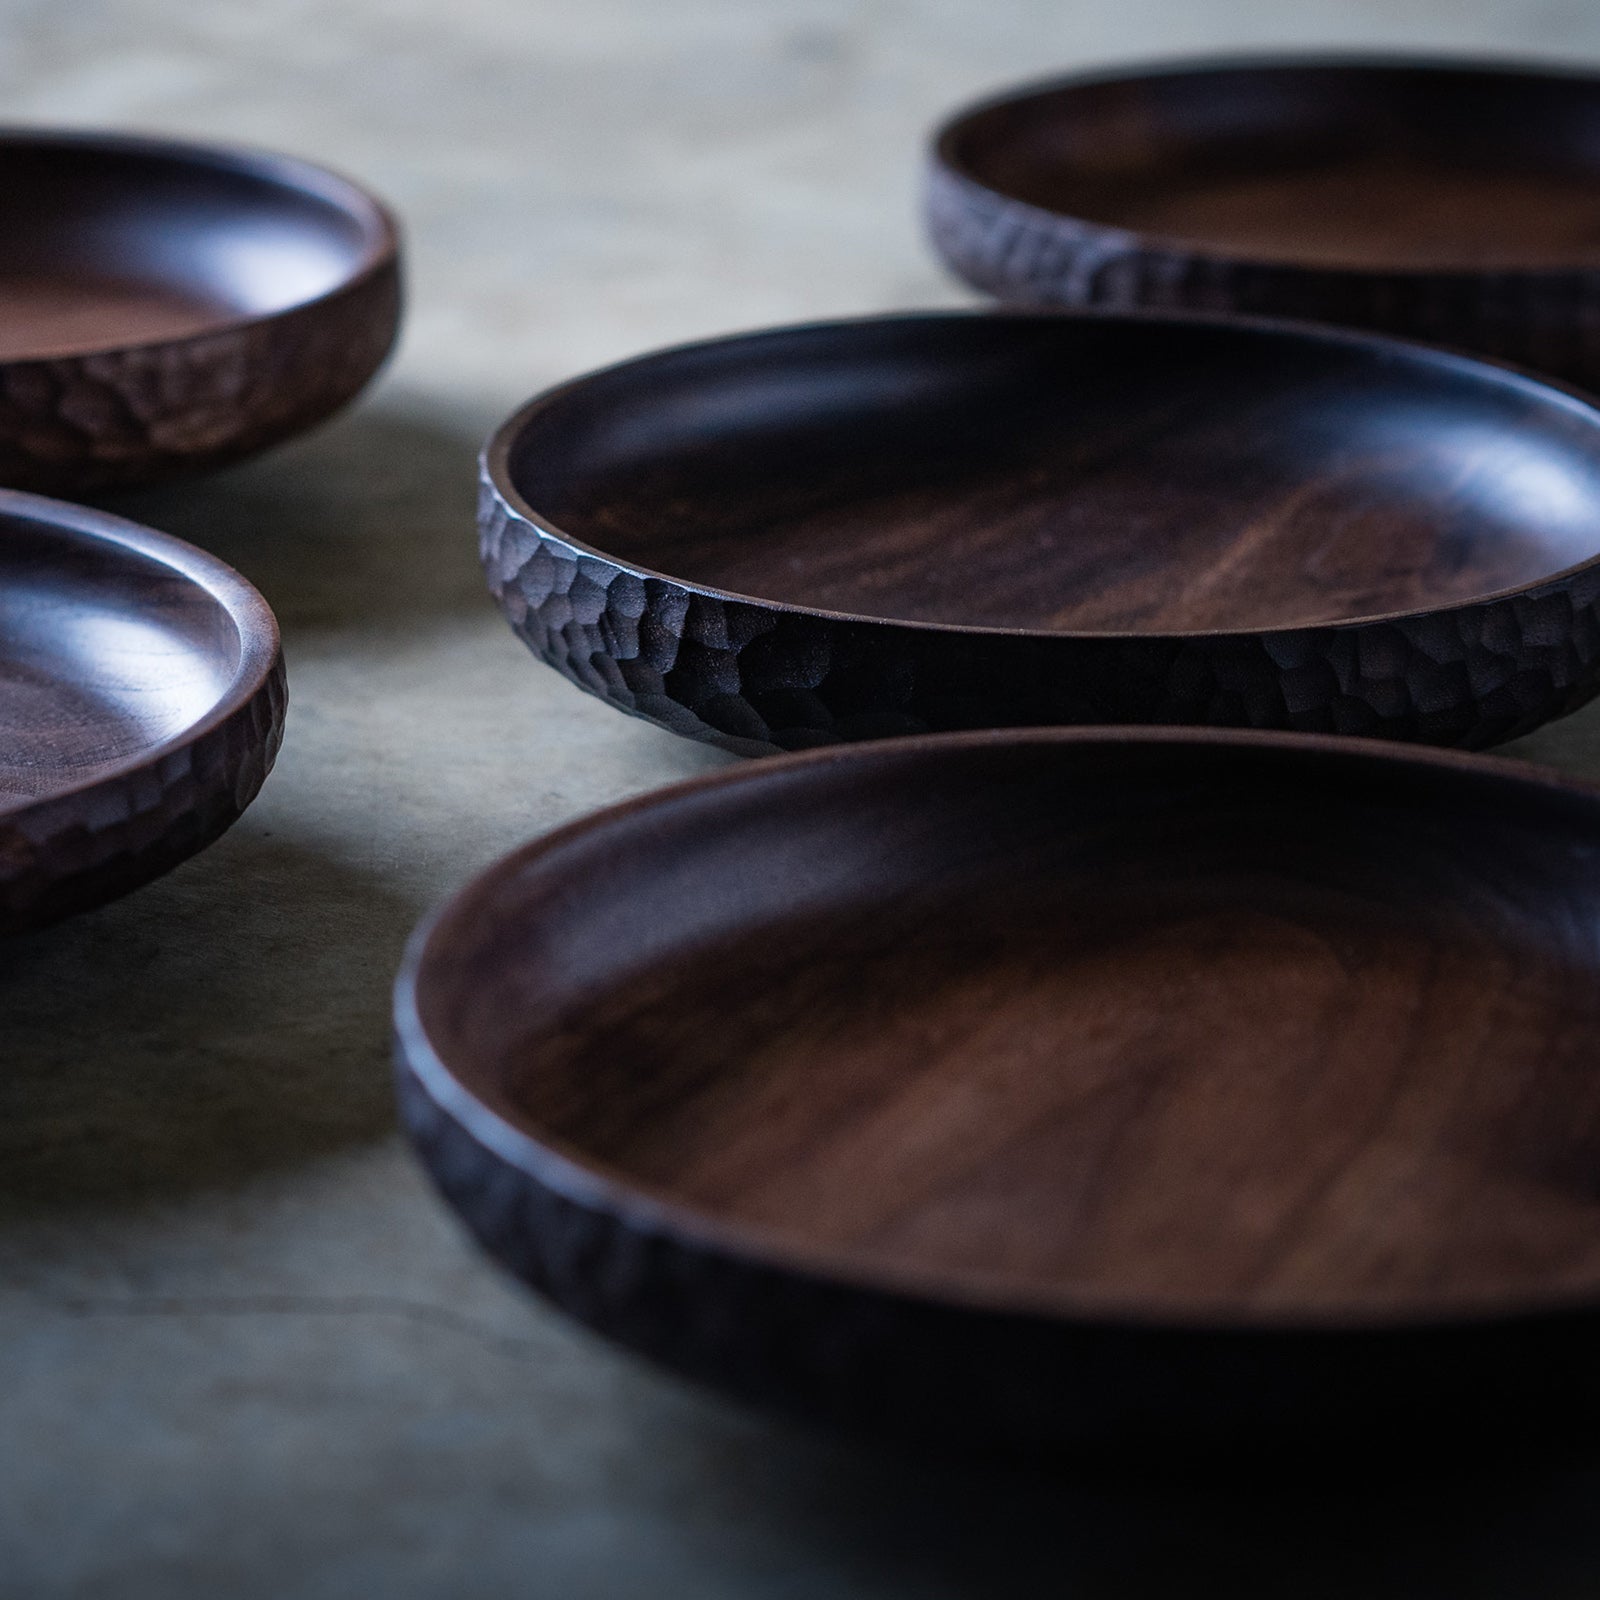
[0,491,284,932]
[0,128,400,490]
[928,57,1600,389]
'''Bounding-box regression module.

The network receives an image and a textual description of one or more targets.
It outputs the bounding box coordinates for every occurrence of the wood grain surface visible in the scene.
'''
[397,729,1600,1453]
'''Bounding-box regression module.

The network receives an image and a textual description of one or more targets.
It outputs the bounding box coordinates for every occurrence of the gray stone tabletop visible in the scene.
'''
[5,1,1600,1595]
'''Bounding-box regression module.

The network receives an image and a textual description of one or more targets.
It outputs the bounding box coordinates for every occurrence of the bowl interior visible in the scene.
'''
[504,316,1600,633]
[0,509,245,805]
[942,62,1600,272]
[413,735,1600,1321]
[0,135,385,358]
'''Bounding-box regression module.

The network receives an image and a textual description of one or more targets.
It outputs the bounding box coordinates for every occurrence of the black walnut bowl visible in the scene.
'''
[482,311,1600,754]
[395,728,1600,1457]
[0,491,285,933]
[928,57,1600,389]
[0,127,400,492]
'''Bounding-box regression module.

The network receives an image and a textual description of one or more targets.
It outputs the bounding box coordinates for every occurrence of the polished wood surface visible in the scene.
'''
[517,314,1600,633]
[927,59,1600,386]
[0,492,285,931]
[0,130,401,490]
[397,730,1600,1452]
[485,312,1600,751]
[1,520,241,801]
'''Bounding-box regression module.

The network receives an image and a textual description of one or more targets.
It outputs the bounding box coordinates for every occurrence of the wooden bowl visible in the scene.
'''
[0,128,400,492]
[0,491,285,933]
[395,728,1600,1456]
[482,311,1600,754]
[928,57,1600,389]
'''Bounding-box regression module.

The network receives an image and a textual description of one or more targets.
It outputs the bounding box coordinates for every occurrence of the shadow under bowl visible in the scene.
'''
[0,127,400,491]
[0,491,285,932]
[481,311,1600,754]
[928,56,1600,388]
[395,728,1600,1457]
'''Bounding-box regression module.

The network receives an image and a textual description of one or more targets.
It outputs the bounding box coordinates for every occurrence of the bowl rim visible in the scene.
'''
[929,51,1600,278]
[0,123,401,360]
[483,307,1600,641]
[0,488,282,823]
[395,724,1600,1337]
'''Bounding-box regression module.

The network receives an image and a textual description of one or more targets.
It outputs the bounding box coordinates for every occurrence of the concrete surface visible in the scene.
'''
[5,1,1600,1595]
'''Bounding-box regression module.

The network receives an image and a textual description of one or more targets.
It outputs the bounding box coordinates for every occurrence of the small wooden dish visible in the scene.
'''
[0,492,285,933]
[482,311,1600,754]
[0,128,400,491]
[395,729,1600,1455]
[928,57,1600,389]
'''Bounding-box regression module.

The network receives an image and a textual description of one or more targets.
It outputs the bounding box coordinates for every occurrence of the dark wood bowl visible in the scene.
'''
[481,311,1600,754]
[928,57,1600,390]
[0,128,400,492]
[395,728,1600,1457]
[0,491,285,933]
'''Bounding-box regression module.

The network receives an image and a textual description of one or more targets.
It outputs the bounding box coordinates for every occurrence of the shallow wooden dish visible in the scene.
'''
[395,728,1600,1455]
[482,311,1600,754]
[0,492,285,933]
[928,57,1600,389]
[0,128,400,491]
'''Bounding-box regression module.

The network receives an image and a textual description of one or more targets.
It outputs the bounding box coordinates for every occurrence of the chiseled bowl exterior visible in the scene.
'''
[0,267,400,493]
[478,469,1600,758]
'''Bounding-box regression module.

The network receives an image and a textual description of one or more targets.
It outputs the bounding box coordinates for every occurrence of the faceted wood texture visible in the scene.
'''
[927,59,1600,389]
[395,729,1600,1457]
[482,312,1600,755]
[0,492,285,933]
[0,130,400,492]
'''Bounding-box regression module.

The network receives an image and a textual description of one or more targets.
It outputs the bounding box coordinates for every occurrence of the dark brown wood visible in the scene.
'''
[0,129,400,492]
[482,311,1600,753]
[395,728,1600,1456]
[0,491,285,933]
[927,58,1600,390]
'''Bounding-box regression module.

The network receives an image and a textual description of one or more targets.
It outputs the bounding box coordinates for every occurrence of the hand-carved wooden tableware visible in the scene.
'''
[0,491,285,933]
[928,57,1600,389]
[0,128,400,492]
[482,311,1600,754]
[395,728,1600,1456]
